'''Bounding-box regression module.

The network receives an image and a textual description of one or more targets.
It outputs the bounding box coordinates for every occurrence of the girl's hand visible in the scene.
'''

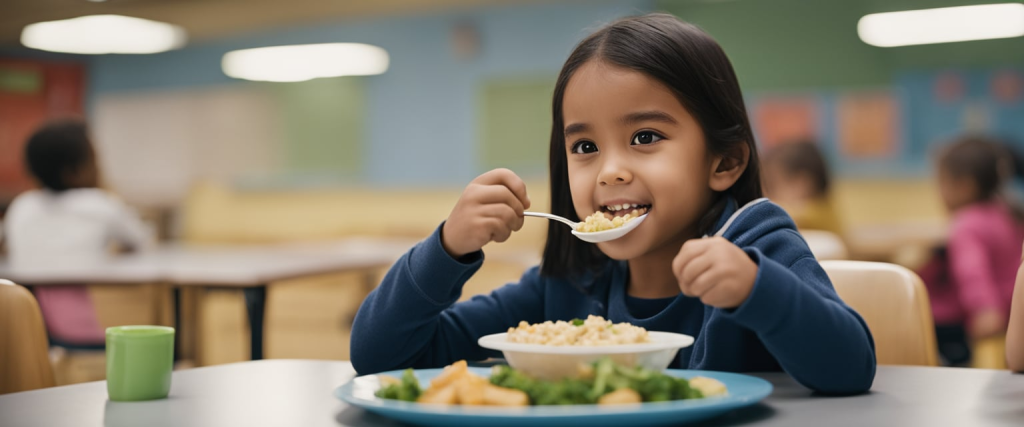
[441,168,531,258]
[672,237,758,309]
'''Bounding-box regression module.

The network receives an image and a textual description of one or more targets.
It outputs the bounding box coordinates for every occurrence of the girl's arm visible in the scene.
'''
[107,195,153,252]
[1007,259,1024,372]
[946,221,1005,339]
[721,245,876,395]
[352,168,539,374]
[349,225,546,375]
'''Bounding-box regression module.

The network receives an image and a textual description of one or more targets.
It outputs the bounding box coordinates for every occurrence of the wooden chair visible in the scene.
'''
[820,260,939,366]
[971,336,1007,370]
[800,229,848,260]
[0,279,56,394]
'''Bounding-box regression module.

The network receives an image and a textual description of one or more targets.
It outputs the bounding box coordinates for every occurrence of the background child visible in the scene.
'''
[761,140,843,236]
[1008,250,1024,372]
[918,135,1024,366]
[4,118,152,346]
[351,13,875,395]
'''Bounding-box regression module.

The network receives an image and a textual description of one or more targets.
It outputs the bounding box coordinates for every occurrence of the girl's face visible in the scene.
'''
[562,60,720,260]
[762,162,815,206]
[938,167,978,212]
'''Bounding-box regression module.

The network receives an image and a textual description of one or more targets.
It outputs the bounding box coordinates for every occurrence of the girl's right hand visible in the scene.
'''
[441,168,531,258]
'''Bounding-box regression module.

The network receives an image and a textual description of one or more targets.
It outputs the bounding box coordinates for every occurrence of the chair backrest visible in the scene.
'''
[820,260,939,366]
[800,229,848,260]
[0,279,57,394]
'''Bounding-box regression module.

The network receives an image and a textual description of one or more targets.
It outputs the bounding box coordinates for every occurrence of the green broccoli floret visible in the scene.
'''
[490,365,597,405]
[637,374,675,402]
[482,359,715,405]
[374,368,422,402]
[588,358,617,400]
[490,365,537,393]
[533,378,596,405]
[672,377,703,399]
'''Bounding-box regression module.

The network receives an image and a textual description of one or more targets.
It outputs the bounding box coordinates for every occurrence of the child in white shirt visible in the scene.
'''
[4,119,151,345]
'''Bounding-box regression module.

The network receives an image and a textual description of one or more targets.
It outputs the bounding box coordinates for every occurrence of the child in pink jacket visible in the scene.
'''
[919,136,1024,365]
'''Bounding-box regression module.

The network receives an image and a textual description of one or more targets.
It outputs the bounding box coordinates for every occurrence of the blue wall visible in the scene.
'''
[84,0,654,187]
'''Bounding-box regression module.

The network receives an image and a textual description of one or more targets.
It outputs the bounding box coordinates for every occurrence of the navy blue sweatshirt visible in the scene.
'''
[351,198,876,394]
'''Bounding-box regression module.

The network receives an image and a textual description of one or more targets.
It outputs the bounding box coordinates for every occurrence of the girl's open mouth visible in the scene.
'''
[600,203,651,218]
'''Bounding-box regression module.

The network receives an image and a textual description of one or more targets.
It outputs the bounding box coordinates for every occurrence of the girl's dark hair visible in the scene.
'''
[541,13,762,279]
[24,118,94,192]
[764,140,831,197]
[939,135,1022,204]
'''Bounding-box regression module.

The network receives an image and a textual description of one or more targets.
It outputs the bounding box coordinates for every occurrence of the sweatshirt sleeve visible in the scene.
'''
[350,223,546,375]
[721,241,876,395]
[947,221,1001,317]
[106,195,154,251]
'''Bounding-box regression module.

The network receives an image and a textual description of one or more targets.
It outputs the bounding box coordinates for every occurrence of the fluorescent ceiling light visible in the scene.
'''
[222,43,390,83]
[21,15,187,54]
[858,3,1024,47]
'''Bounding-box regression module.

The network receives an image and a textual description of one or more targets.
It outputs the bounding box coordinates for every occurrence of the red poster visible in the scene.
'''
[752,96,819,150]
[836,92,899,159]
[0,58,85,205]
[991,70,1023,104]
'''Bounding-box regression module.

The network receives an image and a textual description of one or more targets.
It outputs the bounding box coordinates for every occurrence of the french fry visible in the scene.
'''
[482,384,529,406]
[455,375,487,405]
[377,375,401,387]
[689,377,728,397]
[417,383,458,405]
[597,388,642,405]
[429,360,469,390]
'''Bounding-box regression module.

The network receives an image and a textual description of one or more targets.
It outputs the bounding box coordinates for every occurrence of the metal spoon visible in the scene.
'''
[523,211,648,243]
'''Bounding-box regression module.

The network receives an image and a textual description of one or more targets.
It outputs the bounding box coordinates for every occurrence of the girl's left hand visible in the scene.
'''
[672,237,758,309]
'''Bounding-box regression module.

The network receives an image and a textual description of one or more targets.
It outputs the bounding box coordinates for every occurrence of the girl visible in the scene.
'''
[351,14,875,394]
[5,118,152,347]
[761,140,844,237]
[919,136,1024,366]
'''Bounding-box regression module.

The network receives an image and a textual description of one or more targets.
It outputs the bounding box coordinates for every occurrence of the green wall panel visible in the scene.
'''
[656,0,1024,92]
[268,77,365,179]
[479,76,555,177]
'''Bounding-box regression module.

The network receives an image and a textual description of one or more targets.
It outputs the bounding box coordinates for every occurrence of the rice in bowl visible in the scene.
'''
[506,315,649,346]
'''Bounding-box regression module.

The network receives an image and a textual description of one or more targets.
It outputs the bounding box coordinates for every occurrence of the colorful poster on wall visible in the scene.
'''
[836,91,899,159]
[933,72,966,104]
[991,69,1022,105]
[0,59,85,204]
[751,96,819,150]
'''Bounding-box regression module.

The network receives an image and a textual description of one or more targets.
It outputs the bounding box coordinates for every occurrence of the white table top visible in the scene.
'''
[0,238,416,286]
[1,359,1022,427]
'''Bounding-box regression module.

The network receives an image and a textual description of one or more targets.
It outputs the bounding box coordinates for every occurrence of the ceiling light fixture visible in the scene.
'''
[221,43,390,83]
[21,15,187,54]
[858,3,1024,47]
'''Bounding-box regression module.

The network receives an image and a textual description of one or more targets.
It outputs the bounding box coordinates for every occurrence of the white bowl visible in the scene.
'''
[477,331,694,380]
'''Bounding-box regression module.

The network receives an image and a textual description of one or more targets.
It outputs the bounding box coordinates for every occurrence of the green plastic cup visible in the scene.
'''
[105,325,175,401]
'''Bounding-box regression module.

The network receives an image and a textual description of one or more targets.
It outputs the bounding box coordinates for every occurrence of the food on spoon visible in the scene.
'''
[576,210,639,233]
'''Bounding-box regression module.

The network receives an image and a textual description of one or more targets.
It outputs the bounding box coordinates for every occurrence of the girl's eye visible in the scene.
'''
[631,131,664,146]
[571,141,599,154]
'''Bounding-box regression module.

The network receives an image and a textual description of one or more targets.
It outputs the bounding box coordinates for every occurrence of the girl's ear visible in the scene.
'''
[708,143,750,192]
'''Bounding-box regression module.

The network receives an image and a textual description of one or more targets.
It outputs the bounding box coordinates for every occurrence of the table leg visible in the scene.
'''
[243,286,267,360]
[177,287,201,364]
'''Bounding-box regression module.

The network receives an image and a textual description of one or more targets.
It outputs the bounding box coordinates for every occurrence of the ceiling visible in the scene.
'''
[0,0,545,48]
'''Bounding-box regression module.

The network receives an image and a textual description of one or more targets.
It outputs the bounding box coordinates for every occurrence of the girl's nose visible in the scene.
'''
[598,160,633,186]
